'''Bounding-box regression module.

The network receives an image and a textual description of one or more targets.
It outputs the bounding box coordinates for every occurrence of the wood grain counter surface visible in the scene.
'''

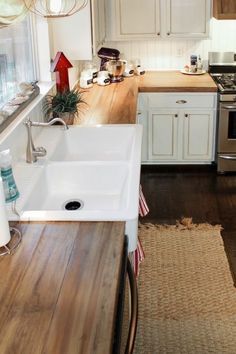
[0,221,125,354]
[138,71,217,93]
[77,70,217,125]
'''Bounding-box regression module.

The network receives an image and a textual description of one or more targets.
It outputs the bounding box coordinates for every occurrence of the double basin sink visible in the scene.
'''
[9,124,142,251]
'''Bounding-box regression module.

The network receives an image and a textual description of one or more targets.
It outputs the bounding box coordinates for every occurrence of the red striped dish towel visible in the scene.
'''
[139,185,149,217]
[133,185,149,277]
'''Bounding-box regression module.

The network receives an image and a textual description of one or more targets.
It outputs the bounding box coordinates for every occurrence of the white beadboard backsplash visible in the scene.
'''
[105,18,236,70]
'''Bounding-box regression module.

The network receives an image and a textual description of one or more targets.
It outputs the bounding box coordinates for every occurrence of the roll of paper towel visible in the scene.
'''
[0,176,11,247]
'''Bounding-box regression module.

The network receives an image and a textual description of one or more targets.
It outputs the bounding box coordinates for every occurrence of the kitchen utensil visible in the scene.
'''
[97,47,120,71]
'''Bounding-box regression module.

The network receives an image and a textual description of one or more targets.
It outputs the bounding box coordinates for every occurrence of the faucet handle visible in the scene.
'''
[34,146,47,156]
[24,118,33,127]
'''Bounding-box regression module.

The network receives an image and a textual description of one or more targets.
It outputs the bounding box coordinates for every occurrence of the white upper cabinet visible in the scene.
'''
[115,0,161,39]
[107,0,210,40]
[48,3,92,60]
[49,1,106,59]
[165,0,210,38]
[91,0,106,54]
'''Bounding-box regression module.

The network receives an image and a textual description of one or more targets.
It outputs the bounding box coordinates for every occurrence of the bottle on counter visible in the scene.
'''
[0,149,19,203]
[190,55,197,73]
[197,55,203,73]
[0,176,11,247]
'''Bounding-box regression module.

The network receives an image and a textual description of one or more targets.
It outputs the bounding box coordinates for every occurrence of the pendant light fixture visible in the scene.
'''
[23,0,88,18]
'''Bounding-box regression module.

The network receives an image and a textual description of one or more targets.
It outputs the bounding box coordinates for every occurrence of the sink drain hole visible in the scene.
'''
[63,199,84,211]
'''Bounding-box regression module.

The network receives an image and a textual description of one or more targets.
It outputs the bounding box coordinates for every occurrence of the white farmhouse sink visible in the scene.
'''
[9,124,142,251]
[20,161,131,219]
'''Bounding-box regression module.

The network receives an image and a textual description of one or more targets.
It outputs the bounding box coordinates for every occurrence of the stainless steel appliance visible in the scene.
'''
[97,47,120,71]
[208,52,236,173]
[106,59,125,83]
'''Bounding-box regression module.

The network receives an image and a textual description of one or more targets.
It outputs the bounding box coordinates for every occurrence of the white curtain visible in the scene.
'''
[0,0,30,28]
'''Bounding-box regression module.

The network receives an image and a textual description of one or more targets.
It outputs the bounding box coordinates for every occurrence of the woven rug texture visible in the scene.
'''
[134,219,236,354]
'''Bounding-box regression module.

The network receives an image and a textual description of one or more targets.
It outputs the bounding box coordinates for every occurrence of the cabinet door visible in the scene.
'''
[183,110,214,161]
[115,0,161,39]
[48,4,92,60]
[91,0,106,55]
[213,0,236,19]
[149,110,179,161]
[165,0,210,38]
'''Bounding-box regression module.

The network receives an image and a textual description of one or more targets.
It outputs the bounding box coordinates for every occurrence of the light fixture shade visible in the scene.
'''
[23,0,88,18]
[0,0,30,28]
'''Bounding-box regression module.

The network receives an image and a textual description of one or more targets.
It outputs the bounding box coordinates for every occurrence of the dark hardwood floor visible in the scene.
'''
[140,165,236,285]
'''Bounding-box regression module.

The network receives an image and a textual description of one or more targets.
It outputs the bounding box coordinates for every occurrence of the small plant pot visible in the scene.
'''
[57,112,75,125]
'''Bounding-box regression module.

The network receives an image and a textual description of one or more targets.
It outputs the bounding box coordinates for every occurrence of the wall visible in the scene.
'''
[105,19,236,70]
[0,83,54,165]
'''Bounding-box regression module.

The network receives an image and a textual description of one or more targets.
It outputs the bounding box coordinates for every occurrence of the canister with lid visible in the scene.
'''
[80,70,93,89]
[97,71,110,86]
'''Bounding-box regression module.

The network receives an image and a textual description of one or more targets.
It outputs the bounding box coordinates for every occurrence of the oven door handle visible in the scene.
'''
[222,105,236,109]
[219,155,236,160]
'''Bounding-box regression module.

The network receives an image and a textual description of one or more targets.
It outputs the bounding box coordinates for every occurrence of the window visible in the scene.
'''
[0,15,36,110]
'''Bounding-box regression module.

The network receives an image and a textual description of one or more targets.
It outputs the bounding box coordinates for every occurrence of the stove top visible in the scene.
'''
[208,52,236,93]
[211,73,236,93]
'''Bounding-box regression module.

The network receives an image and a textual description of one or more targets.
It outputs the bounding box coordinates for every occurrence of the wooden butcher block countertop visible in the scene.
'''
[0,222,125,354]
[77,70,217,125]
[138,71,217,93]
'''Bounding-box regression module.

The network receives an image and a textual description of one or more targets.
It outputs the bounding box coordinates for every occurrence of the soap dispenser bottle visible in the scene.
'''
[197,55,203,72]
[0,149,19,203]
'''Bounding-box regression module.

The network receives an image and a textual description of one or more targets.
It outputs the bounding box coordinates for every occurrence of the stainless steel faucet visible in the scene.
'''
[25,118,69,163]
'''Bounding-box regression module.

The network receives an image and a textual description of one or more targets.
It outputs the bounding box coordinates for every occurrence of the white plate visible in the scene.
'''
[180,69,206,75]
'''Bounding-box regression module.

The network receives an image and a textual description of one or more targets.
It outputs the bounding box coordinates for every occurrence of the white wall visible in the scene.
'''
[105,19,236,70]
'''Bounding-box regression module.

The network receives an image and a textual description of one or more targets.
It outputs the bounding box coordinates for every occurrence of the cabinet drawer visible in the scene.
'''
[148,93,216,109]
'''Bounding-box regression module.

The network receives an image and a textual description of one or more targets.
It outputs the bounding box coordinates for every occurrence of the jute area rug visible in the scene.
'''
[134,218,236,354]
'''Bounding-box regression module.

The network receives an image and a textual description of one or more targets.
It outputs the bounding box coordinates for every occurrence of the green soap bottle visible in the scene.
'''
[0,149,19,203]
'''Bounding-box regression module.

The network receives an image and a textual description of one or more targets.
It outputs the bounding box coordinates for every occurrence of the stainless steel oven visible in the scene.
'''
[208,52,236,173]
[218,94,236,172]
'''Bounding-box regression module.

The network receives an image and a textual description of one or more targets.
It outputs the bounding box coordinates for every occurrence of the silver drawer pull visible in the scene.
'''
[219,155,236,160]
[176,100,187,104]
[222,105,236,109]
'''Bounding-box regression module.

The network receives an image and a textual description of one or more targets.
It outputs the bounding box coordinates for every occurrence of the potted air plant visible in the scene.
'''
[43,88,85,125]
